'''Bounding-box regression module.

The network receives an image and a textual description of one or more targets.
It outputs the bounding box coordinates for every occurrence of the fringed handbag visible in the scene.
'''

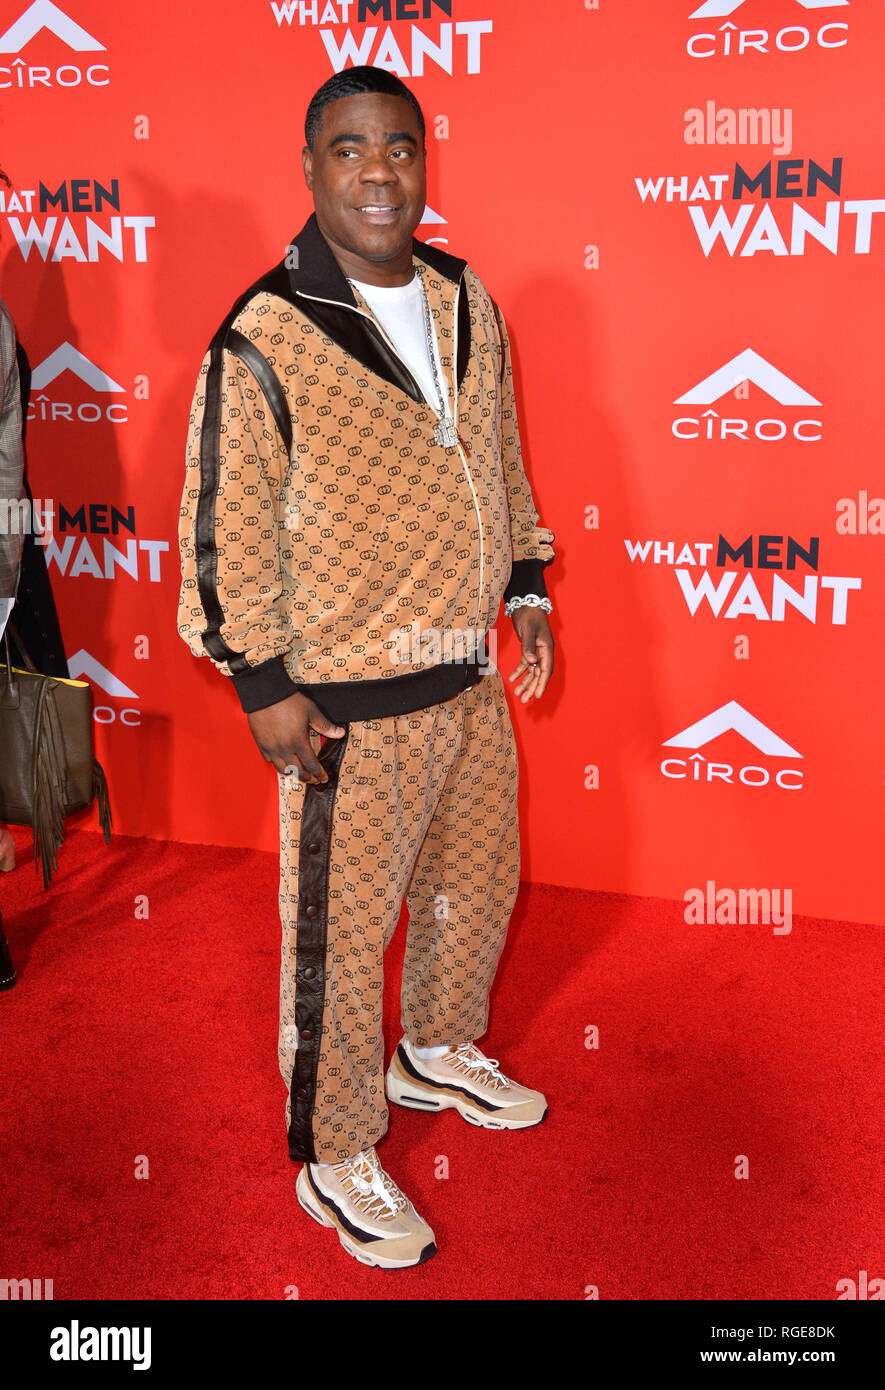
[0,621,111,887]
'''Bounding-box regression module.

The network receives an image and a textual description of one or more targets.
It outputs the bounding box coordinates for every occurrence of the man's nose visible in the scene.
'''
[358,154,399,179]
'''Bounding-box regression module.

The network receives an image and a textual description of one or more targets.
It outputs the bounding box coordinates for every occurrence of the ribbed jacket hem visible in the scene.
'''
[233,656,488,722]
[231,654,301,713]
[504,557,552,606]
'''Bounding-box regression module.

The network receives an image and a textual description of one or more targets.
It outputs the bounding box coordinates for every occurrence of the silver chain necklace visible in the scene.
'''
[347,270,460,449]
[416,273,460,448]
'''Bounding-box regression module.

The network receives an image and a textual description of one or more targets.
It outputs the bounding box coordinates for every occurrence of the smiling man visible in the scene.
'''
[178,66,556,1270]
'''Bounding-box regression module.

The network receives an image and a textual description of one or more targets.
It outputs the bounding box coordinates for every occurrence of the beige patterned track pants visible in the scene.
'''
[277,667,521,1164]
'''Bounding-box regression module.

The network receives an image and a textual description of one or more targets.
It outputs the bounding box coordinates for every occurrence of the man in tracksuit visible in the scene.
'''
[177,66,556,1269]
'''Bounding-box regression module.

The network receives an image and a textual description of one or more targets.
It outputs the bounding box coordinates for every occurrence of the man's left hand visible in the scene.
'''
[507,607,554,702]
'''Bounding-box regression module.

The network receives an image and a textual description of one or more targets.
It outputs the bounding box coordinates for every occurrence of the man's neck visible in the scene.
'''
[349,267,416,288]
[316,217,416,287]
[340,258,415,287]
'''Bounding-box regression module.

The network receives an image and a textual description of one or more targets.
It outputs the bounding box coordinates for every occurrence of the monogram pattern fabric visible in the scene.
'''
[278,666,520,1163]
[177,255,555,691]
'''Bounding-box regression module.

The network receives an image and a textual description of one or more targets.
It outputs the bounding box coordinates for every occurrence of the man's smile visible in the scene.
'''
[353,204,404,224]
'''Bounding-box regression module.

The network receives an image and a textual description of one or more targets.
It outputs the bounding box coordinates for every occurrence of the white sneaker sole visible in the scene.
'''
[295,1167,436,1270]
[385,1064,548,1130]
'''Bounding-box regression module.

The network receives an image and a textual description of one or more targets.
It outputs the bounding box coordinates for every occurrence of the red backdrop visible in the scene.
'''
[2,0,883,924]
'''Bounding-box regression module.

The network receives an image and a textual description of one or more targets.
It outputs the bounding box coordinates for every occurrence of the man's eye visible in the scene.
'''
[336,148,412,159]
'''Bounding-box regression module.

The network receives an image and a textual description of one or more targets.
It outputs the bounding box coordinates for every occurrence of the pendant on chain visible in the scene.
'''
[433,415,460,448]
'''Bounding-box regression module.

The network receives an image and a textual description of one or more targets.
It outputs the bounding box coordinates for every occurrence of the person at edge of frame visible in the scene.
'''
[0,283,25,987]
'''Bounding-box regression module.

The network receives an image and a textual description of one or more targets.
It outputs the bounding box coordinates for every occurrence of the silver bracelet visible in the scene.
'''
[504,593,552,618]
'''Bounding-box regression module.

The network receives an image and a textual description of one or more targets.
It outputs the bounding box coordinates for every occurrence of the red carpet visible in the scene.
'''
[1,825,882,1301]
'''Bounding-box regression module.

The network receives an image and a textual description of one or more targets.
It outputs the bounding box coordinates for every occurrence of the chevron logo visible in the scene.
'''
[66,650,138,699]
[31,343,124,393]
[674,349,821,407]
[0,1,104,52]
[418,204,446,226]
[690,0,847,17]
[663,701,802,757]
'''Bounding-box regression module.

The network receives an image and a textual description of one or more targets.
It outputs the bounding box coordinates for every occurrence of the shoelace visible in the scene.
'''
[443,1043,511,1091]
[335,1148,409,1222]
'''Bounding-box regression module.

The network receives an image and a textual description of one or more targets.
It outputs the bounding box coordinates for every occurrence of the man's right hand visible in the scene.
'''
[247,693,345,785]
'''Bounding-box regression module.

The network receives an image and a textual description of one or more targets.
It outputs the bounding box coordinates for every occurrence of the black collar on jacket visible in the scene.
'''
[286,209,467,301]
[215,211,473,406]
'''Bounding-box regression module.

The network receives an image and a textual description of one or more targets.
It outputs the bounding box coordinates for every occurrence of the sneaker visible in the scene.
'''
[386,1037,548,1130]
[296,1147,437,1269]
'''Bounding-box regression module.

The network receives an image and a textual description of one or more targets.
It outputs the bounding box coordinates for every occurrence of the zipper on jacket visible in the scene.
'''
[451,278,484,634]
[295,280,485,633]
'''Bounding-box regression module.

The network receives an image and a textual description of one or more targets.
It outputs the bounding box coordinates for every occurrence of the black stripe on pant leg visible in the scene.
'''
[288,729,350,1163]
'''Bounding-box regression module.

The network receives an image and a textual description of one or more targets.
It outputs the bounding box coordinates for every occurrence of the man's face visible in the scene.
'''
[302,92,426,272]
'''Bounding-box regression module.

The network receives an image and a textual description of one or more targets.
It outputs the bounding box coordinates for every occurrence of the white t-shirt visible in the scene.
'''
[347,271,453,421]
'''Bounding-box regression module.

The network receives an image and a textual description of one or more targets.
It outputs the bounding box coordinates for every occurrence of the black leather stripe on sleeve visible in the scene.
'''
[225,329,293,456]
[194,332,293,678]
[195,335,250,671]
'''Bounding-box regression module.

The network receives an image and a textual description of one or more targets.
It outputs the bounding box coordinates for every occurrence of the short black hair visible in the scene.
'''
[304,65,425,153]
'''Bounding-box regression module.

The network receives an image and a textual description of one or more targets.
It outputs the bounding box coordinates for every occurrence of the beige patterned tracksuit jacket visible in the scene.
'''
[178,211,555,1163]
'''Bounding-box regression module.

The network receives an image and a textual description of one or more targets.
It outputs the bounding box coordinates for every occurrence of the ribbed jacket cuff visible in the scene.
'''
[503,557,551,607]
[231,654,300,713]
